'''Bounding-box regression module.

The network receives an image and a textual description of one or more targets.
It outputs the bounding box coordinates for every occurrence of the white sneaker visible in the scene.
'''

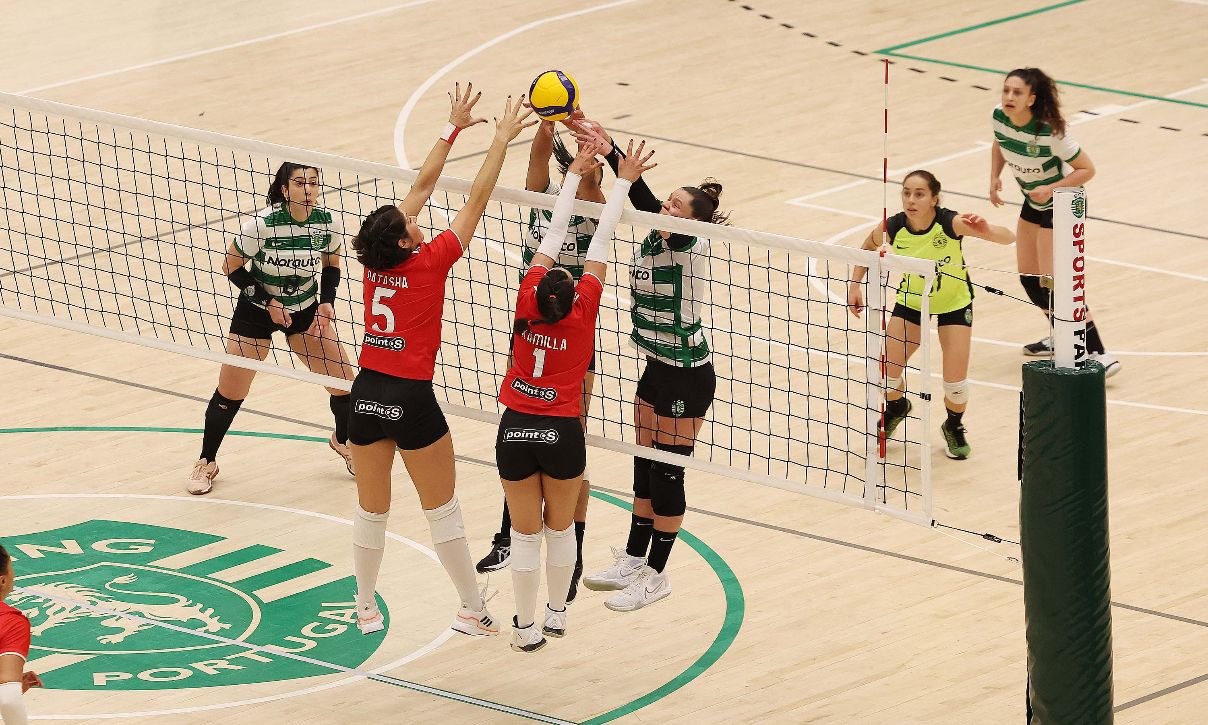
[604,566,671,612]
[451,600,500,637]
[1023,336,1054,357]
[510,617,547,653]
[542,604,567,638]
[329,434,354,476]
[1088,352,1121,378]
[357,603,384,635]
[582,547,645,591]
[187,459,219,495]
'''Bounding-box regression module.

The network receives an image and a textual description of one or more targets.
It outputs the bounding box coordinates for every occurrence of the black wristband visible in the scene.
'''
[320,266,340,306]
[227,266,273,305]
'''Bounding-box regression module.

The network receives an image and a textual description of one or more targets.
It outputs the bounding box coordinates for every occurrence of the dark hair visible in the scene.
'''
[1006,67,1065,136]
[551,133,603,184]
[682,178,730,224]
[0,544,9,574]
[268,162,321,205]
[514,268,575,335]
[903,169,941,196]
[353,205,413,270]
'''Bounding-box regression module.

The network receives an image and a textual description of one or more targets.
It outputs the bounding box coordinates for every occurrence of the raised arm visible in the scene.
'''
[400,82,487,217]
[954,213,1015,245]
[449,96,539,248]
[526,120,556,192]
[530,143,597,268]
[582,140,655,282]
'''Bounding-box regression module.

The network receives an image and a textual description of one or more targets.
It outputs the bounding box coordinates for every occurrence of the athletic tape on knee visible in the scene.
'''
[649,460,687,517]
[509,528,542,572]
[353,506,389,550]
[942,379,970,406]
[423,497,465,545]
[886,374,905,393]
[543,525,577,567]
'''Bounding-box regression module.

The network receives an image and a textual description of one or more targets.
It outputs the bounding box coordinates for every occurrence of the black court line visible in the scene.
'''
[7,352,1207,713]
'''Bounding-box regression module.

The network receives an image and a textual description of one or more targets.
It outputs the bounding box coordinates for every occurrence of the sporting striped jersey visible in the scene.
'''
[358,229,464,381]
[524,179,598,281]
[499,264,603,417]
[992,105,1081,212]
[887,208,972,314]
[629,230,711,367]
[235,204,343,312]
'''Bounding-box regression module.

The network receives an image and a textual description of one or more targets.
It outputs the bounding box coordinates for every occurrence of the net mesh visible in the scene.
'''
[0,93,934,523]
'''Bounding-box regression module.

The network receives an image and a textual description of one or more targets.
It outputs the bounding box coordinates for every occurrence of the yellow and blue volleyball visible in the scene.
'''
[528,70,580,121]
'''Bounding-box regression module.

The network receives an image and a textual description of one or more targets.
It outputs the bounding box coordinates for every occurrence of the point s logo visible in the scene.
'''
[1070,221,1087,323]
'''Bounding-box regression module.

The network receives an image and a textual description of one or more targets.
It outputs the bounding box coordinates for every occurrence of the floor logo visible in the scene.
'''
[5,520,388,691]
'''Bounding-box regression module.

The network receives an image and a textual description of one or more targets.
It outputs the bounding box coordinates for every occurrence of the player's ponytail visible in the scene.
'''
[683,178,731,225]
[267,161,320,205]
[514,269,575,335]
[1007,67,1066,136]
[353,205,413,270]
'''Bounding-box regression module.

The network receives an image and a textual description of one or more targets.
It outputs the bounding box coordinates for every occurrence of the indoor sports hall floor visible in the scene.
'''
[2,1,1206,722]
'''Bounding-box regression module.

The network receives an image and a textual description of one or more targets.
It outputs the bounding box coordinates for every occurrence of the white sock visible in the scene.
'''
[544,524,576,611]
[509,528,542,628]
[424,497,483,610]
[353,506,388,612]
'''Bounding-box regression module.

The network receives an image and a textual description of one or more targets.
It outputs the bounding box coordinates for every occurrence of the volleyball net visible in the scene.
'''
[0,92,936,525]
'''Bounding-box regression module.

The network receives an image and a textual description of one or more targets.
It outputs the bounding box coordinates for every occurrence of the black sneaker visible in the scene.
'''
[475,534,511,573]
[566,560,584,604]
[880,398,913,439]
[941,420,971,460]
[1022,336,1054,357]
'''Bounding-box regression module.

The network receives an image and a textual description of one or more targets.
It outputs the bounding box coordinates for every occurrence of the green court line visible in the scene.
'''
[177,544,281,576]
[1,426,746,724]
[874,1,1208,110]
[876,0,1085,53]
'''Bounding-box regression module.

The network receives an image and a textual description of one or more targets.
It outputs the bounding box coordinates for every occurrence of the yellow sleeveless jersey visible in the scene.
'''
[887,208,973,314]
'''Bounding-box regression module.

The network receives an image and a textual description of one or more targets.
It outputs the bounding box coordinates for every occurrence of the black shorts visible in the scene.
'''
[892,302,974,327]
[229,296,317,340]
[495,408,586,481]
[347,368,449,451]
[1019,203,1053,229]
[635,357,716,418]
[509,336,596,372]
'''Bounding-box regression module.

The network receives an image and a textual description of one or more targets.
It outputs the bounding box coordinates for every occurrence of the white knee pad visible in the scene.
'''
[942,379,970,406]
[886,374,905,393]
[543,525,577,567]
[509,529,542,572]
[353,506,389,550]
[423,497,465,545]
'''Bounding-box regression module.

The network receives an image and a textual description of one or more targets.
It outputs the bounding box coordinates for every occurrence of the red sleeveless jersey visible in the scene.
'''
[358,229,463,380]
[0,601,31,661]
[499,265,603,417]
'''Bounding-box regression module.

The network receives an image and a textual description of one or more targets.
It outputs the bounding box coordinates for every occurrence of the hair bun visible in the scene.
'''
[698,178,723,209]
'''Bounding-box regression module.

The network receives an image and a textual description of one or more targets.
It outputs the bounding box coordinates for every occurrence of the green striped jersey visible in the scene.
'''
[992,105,1081,212]
[628,230,711,367]
[235,205,343,311]
[524,179,598,281]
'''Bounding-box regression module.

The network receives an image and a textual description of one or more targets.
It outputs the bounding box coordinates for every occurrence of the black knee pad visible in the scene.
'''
[633,457,653,499]
[1019,275,1052,312]
[649,460,686,517]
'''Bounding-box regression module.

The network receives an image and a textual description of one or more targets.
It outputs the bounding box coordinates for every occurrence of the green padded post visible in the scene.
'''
[1021,360,1113,724]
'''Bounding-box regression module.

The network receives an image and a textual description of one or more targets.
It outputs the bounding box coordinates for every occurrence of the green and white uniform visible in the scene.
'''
[524,180,598,281]
[992,105,1081,212]
[889,208,972,314]
[629,230,711,367]
[235,205,343,311]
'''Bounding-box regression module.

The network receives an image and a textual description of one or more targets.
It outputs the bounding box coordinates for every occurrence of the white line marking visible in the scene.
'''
[1087,255,1208,283]
[393,0,640,168]
[786,201,879,220]
[1174,0,1208,7]
[17,1,438,95]
[964,333,1208,357]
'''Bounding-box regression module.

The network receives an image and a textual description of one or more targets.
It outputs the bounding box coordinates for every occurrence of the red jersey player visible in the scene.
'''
[495,140,655,653]
[1,545,42,725]
[344,90,536,639]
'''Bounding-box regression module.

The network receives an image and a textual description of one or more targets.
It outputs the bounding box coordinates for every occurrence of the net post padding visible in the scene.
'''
[1020,360,1113,723]
[1051,187,1089,369]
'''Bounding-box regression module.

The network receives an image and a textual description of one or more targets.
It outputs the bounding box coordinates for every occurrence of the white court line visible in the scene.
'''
[393,0,639,169]
[1174,0,1208,6]
[788,202,879,220]
[17,0,438,95]
[1087,255,1208,283]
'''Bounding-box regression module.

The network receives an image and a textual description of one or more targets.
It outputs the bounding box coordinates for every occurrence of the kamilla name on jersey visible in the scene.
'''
[366,270,409,288]
[511,378,557,402]
[364,333,406,351]
[503,427,560,444]
[521,329,568,350]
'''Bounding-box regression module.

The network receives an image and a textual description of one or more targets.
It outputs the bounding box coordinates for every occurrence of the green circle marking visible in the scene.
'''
[0,426,745,723]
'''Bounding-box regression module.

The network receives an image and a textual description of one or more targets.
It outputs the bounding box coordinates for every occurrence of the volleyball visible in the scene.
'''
[528,70,580,121]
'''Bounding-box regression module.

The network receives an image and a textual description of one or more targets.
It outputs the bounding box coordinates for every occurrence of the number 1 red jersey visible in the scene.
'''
[359,229,464,381]
[499,265,603,417]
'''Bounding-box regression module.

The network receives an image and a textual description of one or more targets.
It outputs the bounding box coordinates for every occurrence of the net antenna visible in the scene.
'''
[0,91,936,525]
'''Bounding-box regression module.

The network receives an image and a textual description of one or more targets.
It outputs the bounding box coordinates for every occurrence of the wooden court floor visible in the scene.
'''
[2,1,1207,722]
